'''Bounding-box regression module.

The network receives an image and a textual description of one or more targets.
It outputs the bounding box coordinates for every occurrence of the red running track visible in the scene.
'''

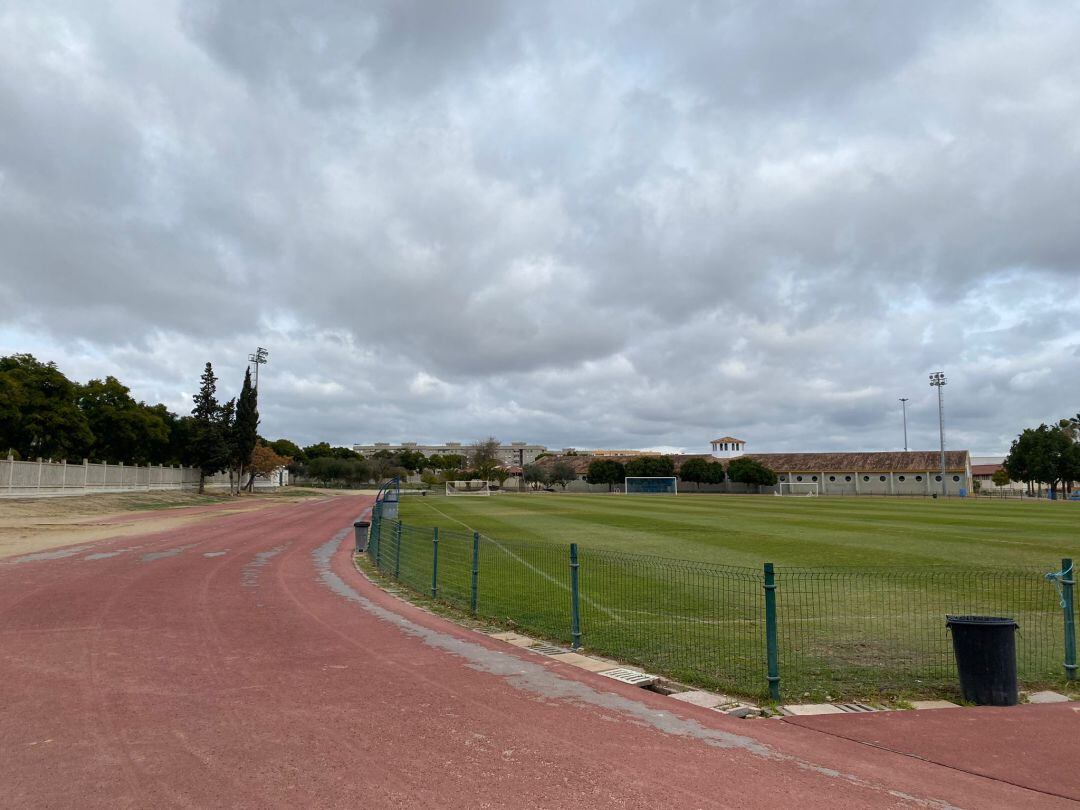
[1,494,1075,808]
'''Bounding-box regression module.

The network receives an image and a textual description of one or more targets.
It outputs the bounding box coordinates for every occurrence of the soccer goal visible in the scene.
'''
[776,481,819,496]
[446,480,492,496]
[624,476,678,495]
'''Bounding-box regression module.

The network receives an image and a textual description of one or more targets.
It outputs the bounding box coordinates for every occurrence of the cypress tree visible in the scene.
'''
[190,362,230,493]
[234,367,260,492]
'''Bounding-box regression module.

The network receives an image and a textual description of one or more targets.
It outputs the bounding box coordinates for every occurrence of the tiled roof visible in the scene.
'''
[711,437,745,444]
[971,463,1003,476]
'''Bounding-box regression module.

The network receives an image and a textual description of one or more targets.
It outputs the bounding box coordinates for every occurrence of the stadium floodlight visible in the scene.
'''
[899,397,909,452]
[446,480,491,496]
[776,481,819,497]
[624,476,677,495]
[929,372,947,495]
[248,346,269,389]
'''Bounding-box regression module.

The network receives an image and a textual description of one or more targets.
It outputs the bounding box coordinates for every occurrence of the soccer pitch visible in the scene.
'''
[388,493,1078,700]
[401,493,1077,570]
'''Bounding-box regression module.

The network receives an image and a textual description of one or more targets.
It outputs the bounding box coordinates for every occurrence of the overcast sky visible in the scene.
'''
[2,2,1079,455]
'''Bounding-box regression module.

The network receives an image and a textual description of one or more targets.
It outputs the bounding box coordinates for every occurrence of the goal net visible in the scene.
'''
[776,482,819,496]
[446,480,491,496]
[624,476,678,495]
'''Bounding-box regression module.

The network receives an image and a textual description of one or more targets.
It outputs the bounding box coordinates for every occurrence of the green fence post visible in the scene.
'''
[431,527,439,599]
[394,521,403,578]
[570,543,582,650]
[764,562,781,702]
[470,531,480,613]
[374,508,382,569]
[1063,558,1076,681]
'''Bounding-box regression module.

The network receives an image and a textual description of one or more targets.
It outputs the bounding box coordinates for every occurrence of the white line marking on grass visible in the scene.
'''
[416,499,622,621]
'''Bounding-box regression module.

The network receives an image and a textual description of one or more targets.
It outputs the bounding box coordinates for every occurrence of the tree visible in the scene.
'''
[397,449,428,473]
[678,457,725,490]
[990,468,1012,488]
[249,443,291,483]
[522,462,549,490]
[233,368,259,492]
[0,354,94,459]
[624,455,676,478]
[585,458,626,491]
[190,362,231,493]
[470,436,502,482]
[492,467,511,488]
[1004,424,1080,498]
[269,438,304,462]
[727,457,778,487]
[549,461,577,490]
[77,376,171,464]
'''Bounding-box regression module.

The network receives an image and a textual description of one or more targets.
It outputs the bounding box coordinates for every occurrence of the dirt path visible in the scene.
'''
[0,490,324,560]
[0,495,1073,808]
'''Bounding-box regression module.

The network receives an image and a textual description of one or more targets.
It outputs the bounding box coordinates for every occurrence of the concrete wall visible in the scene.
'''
[0,456,289,498]
[776,470,971,496]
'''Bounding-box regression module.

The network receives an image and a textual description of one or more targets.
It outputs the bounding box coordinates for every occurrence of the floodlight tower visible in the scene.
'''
[899,397,909,452]
[248,346,269,389]
[928,372,947,495]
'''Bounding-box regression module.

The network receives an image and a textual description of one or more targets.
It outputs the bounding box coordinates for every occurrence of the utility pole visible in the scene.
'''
[899,397,909,452]
[929,372,947,495]
[248,347,268,389]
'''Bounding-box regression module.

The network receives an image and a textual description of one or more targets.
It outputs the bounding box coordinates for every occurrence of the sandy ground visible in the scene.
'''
[0,489,337,560]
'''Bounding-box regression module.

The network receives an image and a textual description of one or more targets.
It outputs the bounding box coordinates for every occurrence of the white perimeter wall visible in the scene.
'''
[0,456,288,498]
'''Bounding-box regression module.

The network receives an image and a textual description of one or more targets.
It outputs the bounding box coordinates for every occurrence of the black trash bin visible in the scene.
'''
[353,520,371,553]
[945,615,1019,706]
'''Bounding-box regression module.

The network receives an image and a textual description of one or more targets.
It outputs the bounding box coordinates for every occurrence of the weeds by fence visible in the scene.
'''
[365,502,1077,701]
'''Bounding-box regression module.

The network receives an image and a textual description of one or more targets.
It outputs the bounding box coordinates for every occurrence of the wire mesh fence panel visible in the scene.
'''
[366,513,1075,701]
[476,536,573,645]
[433,527,474,611]
[776,566,1067,699]
[578,549,767,696]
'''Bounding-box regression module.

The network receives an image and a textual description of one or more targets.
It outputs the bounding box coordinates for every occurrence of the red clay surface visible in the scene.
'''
[1,494,1076,808]
[784,703,1080,801]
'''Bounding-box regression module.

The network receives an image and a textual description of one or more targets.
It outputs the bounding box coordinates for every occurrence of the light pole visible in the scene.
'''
[929,372,947,495]
[248,347,268,389]
[899,397,909,452]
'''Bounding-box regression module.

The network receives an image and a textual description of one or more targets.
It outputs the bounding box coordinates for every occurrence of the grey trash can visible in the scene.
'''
[353,520,371,553]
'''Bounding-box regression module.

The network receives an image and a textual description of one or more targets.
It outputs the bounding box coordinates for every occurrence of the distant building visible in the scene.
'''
[710,437,747,459]
[354,441,547,467]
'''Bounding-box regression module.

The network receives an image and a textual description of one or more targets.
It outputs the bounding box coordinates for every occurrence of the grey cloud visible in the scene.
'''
[2,0,1079,454]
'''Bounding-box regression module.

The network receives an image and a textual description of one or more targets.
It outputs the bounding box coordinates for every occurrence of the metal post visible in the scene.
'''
[1063,558,1077,681]
[394,520,403,578]
[899,397,909,451]
[930,372,947,495]
[570,543,582,650]
[374,507,382,568]
[431,527,439,599]
[470,531,480,613]
[764,562,781,702]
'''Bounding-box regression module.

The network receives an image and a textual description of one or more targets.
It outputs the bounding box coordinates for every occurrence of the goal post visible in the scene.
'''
[624,476,678,495]
[776,481,819,497]
[446,480,491,496]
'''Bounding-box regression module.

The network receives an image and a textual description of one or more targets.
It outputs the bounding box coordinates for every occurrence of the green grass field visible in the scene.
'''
[401,493,1078,569]
[384,493,1079,702]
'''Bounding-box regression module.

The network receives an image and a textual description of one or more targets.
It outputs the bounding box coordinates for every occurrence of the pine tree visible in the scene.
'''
[234,367,260,492]
[190,362,230,493]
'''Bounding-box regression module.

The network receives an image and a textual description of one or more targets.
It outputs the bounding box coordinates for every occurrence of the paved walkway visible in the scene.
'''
[1,494,1074,808]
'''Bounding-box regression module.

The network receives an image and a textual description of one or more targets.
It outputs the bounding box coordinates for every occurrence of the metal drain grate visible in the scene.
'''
[835,703,876,713]
[527,643,570,656]
[598,668,658,687]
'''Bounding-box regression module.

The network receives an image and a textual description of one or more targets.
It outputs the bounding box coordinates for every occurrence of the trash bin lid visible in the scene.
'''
[354,520,371,528]
[945,615,1018,628]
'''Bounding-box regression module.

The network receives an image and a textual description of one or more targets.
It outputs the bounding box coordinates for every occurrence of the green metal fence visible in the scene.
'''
[365,503,1077,701]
